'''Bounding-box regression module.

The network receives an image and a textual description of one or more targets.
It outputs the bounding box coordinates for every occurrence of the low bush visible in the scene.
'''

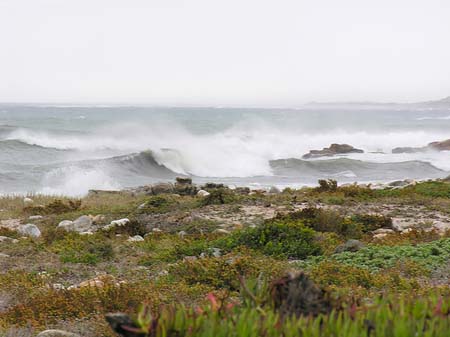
[218,221,322,259]
[50,233,114,265]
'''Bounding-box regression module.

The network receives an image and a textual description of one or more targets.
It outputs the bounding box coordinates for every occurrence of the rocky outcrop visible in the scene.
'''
[302,144,364,159]
[392,139,450,153]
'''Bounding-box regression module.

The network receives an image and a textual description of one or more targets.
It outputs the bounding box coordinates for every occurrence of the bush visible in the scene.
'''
[24,199,81,215]
[316,179,338,192]
[219,221,321,259]
[200,188,237,206]
[50,233,114,265]
[138,195,177,214]
[351,214,392,232]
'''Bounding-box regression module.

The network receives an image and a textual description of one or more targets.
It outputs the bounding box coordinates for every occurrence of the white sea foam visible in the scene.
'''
[5,121,450,178]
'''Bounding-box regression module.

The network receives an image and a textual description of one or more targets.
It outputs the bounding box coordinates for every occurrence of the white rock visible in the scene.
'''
[372,228,395,235]
[23,197,34,206]
[152,228,162,232]
[178,231,187,238]
[197,190,210,197]
[128,235,144,242]
[213,228,230,235]
[57,220,75,231]
[0,236,19,243]
[111,218,130,226]
[79,231,94,235]
[29,215,43,220]
[36,329,81,337]
[0,253,10,258]
[17,224,41,237]
[211,247,222,257]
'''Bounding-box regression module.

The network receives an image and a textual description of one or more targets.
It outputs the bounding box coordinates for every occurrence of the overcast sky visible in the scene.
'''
[1,0,449,106]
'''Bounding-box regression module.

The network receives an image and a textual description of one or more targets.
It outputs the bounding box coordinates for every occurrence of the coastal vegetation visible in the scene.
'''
[0,178,450,336]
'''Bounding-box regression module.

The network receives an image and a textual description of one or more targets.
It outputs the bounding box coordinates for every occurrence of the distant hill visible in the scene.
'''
[304,96,450,108]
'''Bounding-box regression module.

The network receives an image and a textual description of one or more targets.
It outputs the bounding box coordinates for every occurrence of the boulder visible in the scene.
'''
[302,143,364,159]
[36,330,81,337]
[73,215,93,232]
[197,190,210,197]
[176,176,193,185]
[58,215,93,233]
[17,224,41,238]
[151,182,174,195]
[127,235,144,242]
[334,239,365,253]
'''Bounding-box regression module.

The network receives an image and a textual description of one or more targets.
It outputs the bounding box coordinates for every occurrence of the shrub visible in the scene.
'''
[24,199,81,215]
[138,195,177,214]
[170,251,287,290]
[50,233,114,265]
[200,188,237,206]
[219,221,322,259]
[316,179,338,192]
[351,214,392,232]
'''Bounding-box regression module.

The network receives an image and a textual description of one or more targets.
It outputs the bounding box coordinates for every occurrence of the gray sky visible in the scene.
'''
[1,0,450,105]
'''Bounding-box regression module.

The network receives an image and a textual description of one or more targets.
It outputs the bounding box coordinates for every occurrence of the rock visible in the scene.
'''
[178,231,187,239]
[152,228,162,232]
[268,186,281,194]
[202,182,225,189]
[68,274,120,290]
[92,214,106,224]
[334,239,365,253]
[428,139,450,151]
[211,247,222,257]
[127,235,144,242]
[197,190,210,197]
[373,233,388,239]
[17,224,41,238]
[372,228,395,235]
[36,330,81,337]
[234,187,251,195]
[213,228,230,235]
[23,197,34,206]
[110,218,130,227]
[151,182,174,195]
[29,215,43,220]
[176,177,192,185]
[0,253,10,258]
[302,143,364,159]
[392,139,450,153]
[0,236,19,243]
[57,220,74,231]
[388,180,410,188]
[69,215,93,232]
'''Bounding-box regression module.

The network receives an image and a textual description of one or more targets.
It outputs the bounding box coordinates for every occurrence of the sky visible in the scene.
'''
[1,0,450,106]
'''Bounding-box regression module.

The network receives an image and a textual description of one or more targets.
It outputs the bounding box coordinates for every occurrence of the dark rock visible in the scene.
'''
[270,272,332,317]
[105,313,146,337]
[334,239,365,253]
[302,143,364,159]
[201,182,226,190]
[175,176,192,185]
[392,139,450,153]
[151,182,174,195]
[428,139,450,151]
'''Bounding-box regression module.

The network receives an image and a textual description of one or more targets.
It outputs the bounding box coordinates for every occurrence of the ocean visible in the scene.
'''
[0,104,449,196]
